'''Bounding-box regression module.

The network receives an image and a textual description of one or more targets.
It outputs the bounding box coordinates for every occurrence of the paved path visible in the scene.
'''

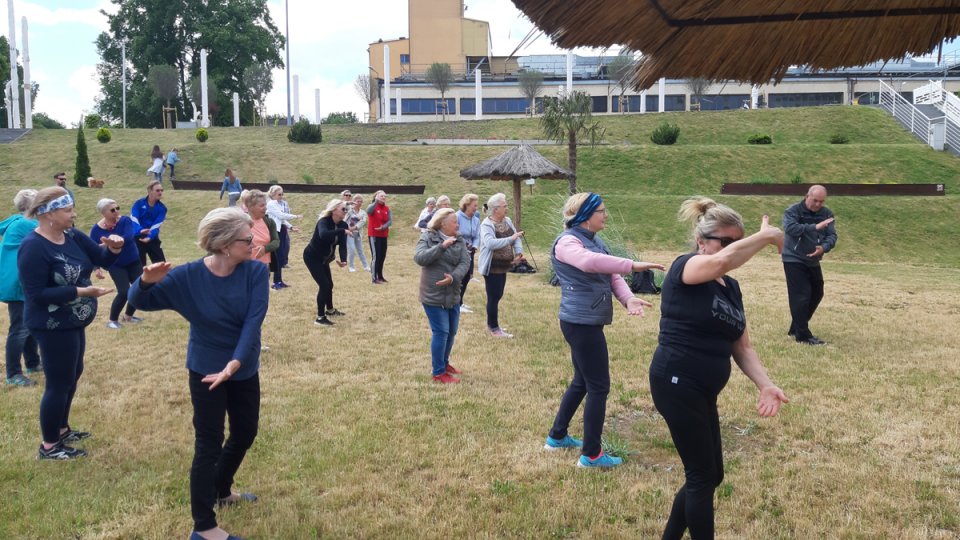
[0,129,30,144]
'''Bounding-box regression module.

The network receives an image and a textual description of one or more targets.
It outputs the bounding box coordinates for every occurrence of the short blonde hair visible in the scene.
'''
[561,193,592,228]
[147,180,162,194]
[96,198,117,214]
[14,189,38,213]
[241,189,267,208]
[459,193,478,211]
[319,198,345,219]
[678,197,744,243]
[428,208,457,231]
[27,187,69,219]
[436,195,451,207]
[352,194,364,203]
[267,185,283,198]
[197,207,253,253]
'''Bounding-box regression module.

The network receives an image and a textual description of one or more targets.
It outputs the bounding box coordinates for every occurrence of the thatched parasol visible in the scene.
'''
[460,143,572,228]
[511,1,960,88]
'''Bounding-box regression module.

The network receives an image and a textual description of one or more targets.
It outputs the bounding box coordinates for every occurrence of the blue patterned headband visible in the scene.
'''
[36,194,74,215]
[566,193,603,228]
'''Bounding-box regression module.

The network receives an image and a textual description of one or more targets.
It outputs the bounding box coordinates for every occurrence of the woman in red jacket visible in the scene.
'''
[366,190,392,284]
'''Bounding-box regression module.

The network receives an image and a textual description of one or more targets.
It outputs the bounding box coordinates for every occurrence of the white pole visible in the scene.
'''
[233,92,240,127]
[4,82,11,127]
[284,0,291,125]
[475,67,482,119]
[640,90,647,113]
[751,85,759,109]
[566,51,573,94]
[292,74,299,120]
[7,0,21,128]
[658,78,665,112]
[200,49,209,127]
[314,88,321,123]
[121,41,126,128]
[21,17,31,128]
[383,45,391,123]
[396,87,402,122]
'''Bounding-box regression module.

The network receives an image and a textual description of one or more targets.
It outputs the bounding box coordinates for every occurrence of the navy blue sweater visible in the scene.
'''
[129,259,269,381]
[90,216,141,267]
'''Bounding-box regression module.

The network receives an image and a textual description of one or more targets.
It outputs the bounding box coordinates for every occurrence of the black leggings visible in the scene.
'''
[107,261,143,321]
[368,236,388,281]
[650,373,724,540]
[783,262,824,340]
[305,258,333,317]
[548,321,610,457]
[34,328,85,444]
[189,371,260,531]
[270,252,284,285]
[483,272,507,329]
[459,253,475,303]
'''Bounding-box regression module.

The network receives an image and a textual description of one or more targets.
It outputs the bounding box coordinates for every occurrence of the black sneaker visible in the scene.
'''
[60,428,92,444]
[325,308,345,317]
[314,316,334,326]
[38,442,87,460]
[797,336,826,346]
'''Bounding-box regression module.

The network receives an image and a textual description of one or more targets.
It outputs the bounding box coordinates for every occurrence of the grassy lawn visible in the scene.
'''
[0,106,958,538]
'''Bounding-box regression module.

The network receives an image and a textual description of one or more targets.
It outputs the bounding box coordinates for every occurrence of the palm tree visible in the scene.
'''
[540,91,605,194]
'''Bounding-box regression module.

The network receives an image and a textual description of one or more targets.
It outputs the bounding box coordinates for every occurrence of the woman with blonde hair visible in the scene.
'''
[477,193,523,337]
[265,185,301,289]
[240,190,279,271]
[544,192,664,467]
[90,198,144,329]
[651,197,789,538]
[414,207,471,383]
[455,193,480,313]
[303,199,352,325]
[345,194,369,272]
[18,187,124,459]
[130,207,268,540]
[366,190,392,283]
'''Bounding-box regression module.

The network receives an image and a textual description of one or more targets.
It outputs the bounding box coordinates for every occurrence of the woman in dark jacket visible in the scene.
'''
[303,199,351,326]
[413,208,470,383]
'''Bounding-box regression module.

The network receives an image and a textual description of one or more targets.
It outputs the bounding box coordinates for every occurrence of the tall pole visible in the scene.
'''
[7,0,21,128]
[383,45,390,123]
[314,88,320,124]
[121,40,126,128]
[200,49,209,127]
[566,51,573,94]
[658,78,665,112]
[292,74,299,120]
[285,0,291,125]
[21,17,31,128]
[475,66,481,120]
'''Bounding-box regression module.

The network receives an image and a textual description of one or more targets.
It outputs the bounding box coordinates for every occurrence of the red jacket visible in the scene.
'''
[366,202,392,238]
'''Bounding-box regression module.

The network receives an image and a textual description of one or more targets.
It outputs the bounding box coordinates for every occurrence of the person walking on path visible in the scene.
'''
[0,189,41,387]
[366,190,392,284]
[478,193,523,338]
[544,192,663,468]
[131,181,167,266]
[129,207,268,540]
[18,187,124,460]
[782,185,837,345]
[414,208,471,384]
[651,197,789,539]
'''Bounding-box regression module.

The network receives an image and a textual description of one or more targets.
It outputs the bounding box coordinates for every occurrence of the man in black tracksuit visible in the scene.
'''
[782,185,837,345]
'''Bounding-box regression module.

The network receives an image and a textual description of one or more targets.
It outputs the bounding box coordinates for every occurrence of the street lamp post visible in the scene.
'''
[121,40,126,128]
[285,0,291,126]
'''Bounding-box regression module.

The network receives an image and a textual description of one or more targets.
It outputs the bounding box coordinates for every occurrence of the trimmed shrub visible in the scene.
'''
[650,122,680,145]
[95,127,112,143]
[196,127,209,143]
[748,133,772,144]
[287,118,322,143]
[74,127,91,187]
[829,133,850,144]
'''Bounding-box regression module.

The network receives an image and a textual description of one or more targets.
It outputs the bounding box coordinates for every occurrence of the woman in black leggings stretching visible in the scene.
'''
[303,199,350,326]
[651,197,789,539]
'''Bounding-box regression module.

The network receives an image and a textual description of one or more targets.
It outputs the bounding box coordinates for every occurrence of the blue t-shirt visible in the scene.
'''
[17,229,119,331]
[650,253,746,395]
[129,258,269,381]
[90,216,140,268]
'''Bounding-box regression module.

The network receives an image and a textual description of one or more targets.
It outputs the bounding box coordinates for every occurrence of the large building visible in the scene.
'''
[366,0,960,123]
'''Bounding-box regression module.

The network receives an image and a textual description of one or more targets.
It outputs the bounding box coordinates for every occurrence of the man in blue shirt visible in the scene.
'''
[130,181,168,266]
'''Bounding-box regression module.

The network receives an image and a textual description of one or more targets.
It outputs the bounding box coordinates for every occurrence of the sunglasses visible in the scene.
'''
[109,207,120,213]
[704,235,741,247]
[233,234,254,246]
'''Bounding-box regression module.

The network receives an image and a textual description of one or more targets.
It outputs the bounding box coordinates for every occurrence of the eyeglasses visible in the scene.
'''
[704,235,741,247]
[233,234,254,246]
[109,207,120,213]
[339,207,348,212]
[593,207,608,216]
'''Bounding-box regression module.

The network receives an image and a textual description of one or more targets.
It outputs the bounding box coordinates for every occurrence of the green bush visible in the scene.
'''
[829,133,850,144]
[196,127,209,143]
[650,122,680,145]
[287,118,322,143]
[747,133,772,144]
[74,127,91,187]
[95,127,112,143]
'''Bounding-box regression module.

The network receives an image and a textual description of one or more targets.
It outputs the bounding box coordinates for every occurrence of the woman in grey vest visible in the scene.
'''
[543,192,664,468]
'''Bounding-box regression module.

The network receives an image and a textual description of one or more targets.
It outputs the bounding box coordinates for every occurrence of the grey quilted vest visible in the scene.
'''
[551,227,614,326]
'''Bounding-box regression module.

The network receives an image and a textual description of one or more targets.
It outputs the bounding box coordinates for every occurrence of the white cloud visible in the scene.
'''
[0,0,113,31]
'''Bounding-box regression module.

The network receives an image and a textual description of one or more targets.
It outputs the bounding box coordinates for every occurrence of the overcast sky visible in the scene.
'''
[2,0,614,126]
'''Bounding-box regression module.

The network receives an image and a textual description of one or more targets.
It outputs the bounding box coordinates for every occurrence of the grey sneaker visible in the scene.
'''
[60,428,92,444]
[38,442,87,460]
[6,374,37,387]
[106,321,122,329]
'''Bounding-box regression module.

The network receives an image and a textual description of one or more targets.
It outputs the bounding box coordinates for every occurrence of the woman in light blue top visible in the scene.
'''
[219,168,243,207]
[455,193,480,312]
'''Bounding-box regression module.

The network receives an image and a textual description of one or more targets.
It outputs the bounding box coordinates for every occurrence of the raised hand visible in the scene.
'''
[141,261,173,284]
[442,237,456,248]
[760,214,784,254]
[757,385,790,417]
[626,296,653,316]
[435,273,453,286]
[815,216,835,230]
[100,234,125,252]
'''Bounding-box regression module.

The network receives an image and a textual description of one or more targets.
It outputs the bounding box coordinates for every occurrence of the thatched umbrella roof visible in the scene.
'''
[460,144,572,227]
[512,1,960,89]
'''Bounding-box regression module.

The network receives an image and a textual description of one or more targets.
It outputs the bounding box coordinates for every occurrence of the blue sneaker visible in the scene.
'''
[577,451,623,469]
[544,435,583,451]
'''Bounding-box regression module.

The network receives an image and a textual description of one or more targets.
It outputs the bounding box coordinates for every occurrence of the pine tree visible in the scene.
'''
[74,126,91,187]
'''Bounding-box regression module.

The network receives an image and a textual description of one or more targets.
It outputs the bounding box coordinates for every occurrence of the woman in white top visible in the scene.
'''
[414,197,437,230]
[477,193,523,338]
[265,185,301,288]
[345,194,369,272]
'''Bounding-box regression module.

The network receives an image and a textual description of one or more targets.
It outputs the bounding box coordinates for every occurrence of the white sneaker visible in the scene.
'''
[363,266,371,272]
[349,267,356,272]
[460,305,473,313]
[106,321,122,329]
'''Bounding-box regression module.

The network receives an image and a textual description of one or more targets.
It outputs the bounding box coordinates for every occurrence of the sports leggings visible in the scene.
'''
[34,328,86,444]
[483,272,507,330]
[369,236,388,281]
[650,373,724,539]
[548,321,609,457]
[107,260,143,321]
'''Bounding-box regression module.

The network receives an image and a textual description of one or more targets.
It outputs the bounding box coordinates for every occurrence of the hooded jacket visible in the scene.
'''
[414,230,471,309]
[0,214,37,302]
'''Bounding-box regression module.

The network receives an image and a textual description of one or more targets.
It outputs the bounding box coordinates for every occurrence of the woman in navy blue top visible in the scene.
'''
[129,207,268,540]
[90,198,143,329]
[650,197,789,539]
[17,187,124,460]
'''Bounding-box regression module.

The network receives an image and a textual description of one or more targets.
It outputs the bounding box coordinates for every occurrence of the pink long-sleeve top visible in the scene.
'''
[554,234,634,307]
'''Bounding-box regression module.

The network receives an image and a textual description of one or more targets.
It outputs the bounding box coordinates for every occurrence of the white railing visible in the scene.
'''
[906,79,960,153]
[945,120,960,155]
[879,80,943,147]
[914,80,944,105]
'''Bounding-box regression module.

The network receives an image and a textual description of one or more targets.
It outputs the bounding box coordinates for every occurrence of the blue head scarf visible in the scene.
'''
[566,192,603,228]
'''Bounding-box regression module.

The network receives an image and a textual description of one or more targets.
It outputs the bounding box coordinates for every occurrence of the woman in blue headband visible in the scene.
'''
[543,192,664,468]
[17,186,124,460]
